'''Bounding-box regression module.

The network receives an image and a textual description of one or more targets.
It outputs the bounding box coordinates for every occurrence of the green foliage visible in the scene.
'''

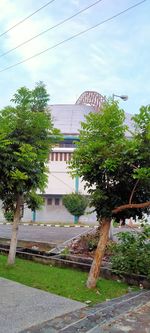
[132,105,150,138]
[25,191,44,211]
[131,105,150,182]
[112,220,118,227]
[70,101,150,221]
[0,82,60,216]
[87,238,98,251]
[11,81,49,112]
[4,210,14,222]
[62,192,88,218]
[110,226,150,278]
[61,247,70,255]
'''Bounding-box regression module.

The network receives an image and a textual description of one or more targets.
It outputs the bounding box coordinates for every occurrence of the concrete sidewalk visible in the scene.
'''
[0,278,85,333]
[1,277,150,333]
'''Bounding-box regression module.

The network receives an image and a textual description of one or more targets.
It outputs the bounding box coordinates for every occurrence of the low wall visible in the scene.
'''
[0,245,150,288]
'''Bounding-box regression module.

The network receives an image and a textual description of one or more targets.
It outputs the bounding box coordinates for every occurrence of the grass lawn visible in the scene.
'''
[0,254,137,305]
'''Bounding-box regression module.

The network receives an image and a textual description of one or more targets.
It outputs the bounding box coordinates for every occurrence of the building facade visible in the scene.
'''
[23,103,98,224]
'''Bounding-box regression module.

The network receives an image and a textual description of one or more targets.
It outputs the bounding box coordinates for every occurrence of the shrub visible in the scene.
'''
[62,192,88,218]
[87,239,98,251]
[4,210,14,222]
[110,226,150,279]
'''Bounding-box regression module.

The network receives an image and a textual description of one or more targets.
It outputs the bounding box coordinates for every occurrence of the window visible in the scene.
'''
[47,198,52,205]
[49,152,72,162]
[59,142,75,148]
[55,198,60,206]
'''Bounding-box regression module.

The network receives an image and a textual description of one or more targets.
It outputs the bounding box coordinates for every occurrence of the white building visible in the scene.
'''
[23,103,97,224]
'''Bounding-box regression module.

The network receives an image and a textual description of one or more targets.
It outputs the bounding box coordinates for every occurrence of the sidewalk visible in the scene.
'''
[98,301,150,332]
[0,278,85,333]
[1,277,150,333]
[21,290,150,333]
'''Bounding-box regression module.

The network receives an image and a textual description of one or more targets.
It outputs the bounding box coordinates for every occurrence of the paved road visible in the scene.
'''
[0,224,93,245]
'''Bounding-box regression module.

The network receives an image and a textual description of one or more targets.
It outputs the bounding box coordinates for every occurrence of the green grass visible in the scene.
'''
[0,255,137,305]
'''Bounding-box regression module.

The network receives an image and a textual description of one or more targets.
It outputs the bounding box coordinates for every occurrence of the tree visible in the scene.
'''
[62,192,88,222]
[26,191,44,212]
[70,101,150,288]
[0,82,59,265]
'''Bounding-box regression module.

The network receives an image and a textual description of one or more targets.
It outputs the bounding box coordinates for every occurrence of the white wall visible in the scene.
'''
[23,197,97,225]
[44,147,89,196]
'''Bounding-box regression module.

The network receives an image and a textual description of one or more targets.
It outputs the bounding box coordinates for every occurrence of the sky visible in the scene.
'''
[0,0,149,115]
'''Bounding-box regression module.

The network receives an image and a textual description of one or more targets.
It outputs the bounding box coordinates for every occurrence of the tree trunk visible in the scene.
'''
[7,195,22,265]
[86,217,111,289]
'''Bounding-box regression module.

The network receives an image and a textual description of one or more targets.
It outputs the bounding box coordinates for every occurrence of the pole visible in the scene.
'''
[32,210,36,222]
[74,176,79,224]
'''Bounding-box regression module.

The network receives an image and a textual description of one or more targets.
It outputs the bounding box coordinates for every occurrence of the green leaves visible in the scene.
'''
[0,82,60,215]
[133,167,150,180]
[11,81,49,112]
[110,226,150,278]
[10,169,28,181]
[14,144,37,170]
[62,192,88,218]
[70,100,150,221]
[26,191,44,211]
[132,105,150,136]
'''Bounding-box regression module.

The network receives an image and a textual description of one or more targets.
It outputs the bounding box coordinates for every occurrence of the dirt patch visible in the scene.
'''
[68,228,114,260]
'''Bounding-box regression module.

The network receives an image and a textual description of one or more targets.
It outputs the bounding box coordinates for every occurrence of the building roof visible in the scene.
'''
[49,104,133,136]
[49,104,95,135]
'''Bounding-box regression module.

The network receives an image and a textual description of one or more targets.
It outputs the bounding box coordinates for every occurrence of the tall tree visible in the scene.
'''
[0,82,59,265]
[70,101,150,288]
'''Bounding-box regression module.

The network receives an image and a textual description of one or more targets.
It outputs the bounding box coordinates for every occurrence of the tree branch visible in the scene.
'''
[131,164,138,169]
[129,179,139,204]
[112,201,150,214]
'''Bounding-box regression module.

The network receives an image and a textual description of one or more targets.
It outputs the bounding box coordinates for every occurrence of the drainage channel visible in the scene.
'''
[0,243,92,271]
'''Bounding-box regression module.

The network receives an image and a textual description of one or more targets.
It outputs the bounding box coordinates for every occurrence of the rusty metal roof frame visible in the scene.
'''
[76,90,106,112]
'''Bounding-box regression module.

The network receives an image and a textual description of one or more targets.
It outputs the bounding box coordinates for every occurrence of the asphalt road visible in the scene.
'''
[0,224,93,245]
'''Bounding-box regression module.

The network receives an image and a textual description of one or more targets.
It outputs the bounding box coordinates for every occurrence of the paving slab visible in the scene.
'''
[94,301,150,332]
[0,278,85,333]
[21,290,150,333]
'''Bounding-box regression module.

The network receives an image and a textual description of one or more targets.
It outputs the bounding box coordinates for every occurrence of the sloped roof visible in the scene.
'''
[49,104,94,135]
[49,104,133,136]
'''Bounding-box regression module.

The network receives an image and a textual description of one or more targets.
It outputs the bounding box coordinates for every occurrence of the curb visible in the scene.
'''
[0,222,98,228]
